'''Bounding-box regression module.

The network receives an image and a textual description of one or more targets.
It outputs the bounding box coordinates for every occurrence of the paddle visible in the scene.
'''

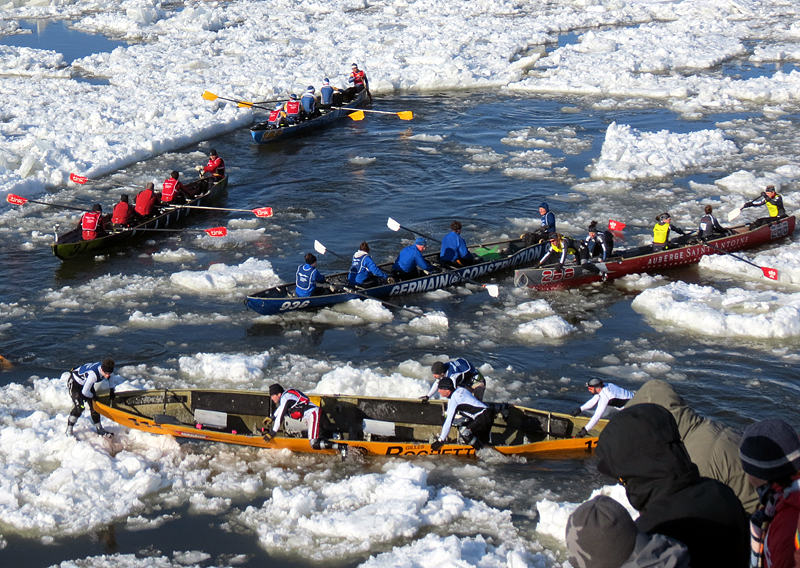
[7,193,90,213]
[121,226,228,237]
[69,173,132,189]
[727,207,742,222]
[313,240,349,261]
[346,109,414,121]
[202,91,277,110]
[170,205,273,218]
[386,217,440,243]
[703,241,779,280]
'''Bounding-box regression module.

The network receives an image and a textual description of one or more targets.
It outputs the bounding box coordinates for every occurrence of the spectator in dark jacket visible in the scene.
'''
[627,379,759,514]
[566,495,690,568]
[596,403,750,568]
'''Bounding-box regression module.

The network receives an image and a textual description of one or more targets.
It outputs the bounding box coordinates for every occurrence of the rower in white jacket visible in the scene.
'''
[571,378,634,437]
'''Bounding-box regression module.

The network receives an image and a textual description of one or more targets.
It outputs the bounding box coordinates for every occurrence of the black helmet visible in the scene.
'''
[438,377,455,391]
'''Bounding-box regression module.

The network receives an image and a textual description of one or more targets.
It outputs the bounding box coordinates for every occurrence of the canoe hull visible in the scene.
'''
[51,176,228,260]
[250,90,367,144]
[245,238,548,315]
[94,389,602,457]
[515,216,795,290]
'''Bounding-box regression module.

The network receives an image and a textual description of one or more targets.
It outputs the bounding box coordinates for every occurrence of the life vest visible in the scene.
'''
[320,85,334,105]
[81,211,102,240]
[111,202,133,225]
[161,178,183,203]
[284,389,312,419]
[301,92,316,114]
[268,109,284,126]
[351,70,366,86]
[285,100,301,117]
[349,252,370,282]
[653,222,670,244]
[767,194,782,217]
[203,156,225,178]
[135,189,157,216]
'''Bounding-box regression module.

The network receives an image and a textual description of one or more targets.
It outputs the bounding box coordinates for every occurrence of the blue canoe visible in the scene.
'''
[250,90,368,144]
[244,237,547,316]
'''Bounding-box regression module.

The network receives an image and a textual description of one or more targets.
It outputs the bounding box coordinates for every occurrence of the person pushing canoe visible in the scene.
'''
[431,377,491,451]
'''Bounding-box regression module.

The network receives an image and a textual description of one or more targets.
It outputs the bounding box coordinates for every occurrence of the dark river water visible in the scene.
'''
[0,22,799,568]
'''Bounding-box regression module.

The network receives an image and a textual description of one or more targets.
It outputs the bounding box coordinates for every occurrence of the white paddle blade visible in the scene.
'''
[485,285,500,298]
[727,207,742,222]
[313,240,327,255]
[387,217,401,232]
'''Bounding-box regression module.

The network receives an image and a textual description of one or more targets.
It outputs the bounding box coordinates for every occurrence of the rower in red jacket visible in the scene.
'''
[161,171,187,204]
[111,195,134,228]
[80,204,106,240]
[202,148,225,180]
[134,182,158,218]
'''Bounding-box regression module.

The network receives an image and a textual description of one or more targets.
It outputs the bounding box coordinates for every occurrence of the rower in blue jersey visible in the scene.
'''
[319,78,341,109]
[421,358,486,401]
[348,241,391,287]
[300,85,320,118]
[392,237,435,281]
[440,221,476,267]
[296,253,327,297]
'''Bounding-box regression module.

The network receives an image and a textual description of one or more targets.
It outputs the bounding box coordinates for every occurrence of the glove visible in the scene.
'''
[576,427,588,438]
[419,395,430,402]
[387,277,396,284]
[569,407,582,417]
[742,202,753,209]
[430,440,444,451]
[262,430,274,442]
[761,191,767,198]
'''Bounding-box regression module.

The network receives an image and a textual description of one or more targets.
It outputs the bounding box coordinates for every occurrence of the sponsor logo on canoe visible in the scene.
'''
[385,445,476,456]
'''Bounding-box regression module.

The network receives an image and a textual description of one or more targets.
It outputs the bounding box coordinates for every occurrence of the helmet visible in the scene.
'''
[323,78,330,85]
[275,103,283,110]
[587,378,604,388]
[438,378,455,391]
[307,85,315,93]
[289,94,298,100]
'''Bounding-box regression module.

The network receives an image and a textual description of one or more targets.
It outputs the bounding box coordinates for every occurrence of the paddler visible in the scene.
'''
[570,378,633,438]
[266,383,337,450]
[79,203,107,241]
[652,212,687,251]
[346,63,371,101]
[421,358,486,402]
[391,237,436,281]
[198,148,225,181]
[134,182,159,219]
[348,241,392,287]
[585,221,614,261]
[161,171,187,204]
[65,358,116,438]
[537,232,588,268]
[439,221,476,267]
[295,253,327,297]
[111,194,134,228]
[742,185,787,229]
[430,377,491,451]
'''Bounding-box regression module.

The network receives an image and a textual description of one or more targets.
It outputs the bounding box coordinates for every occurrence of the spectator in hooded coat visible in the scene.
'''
[596,403,750,568]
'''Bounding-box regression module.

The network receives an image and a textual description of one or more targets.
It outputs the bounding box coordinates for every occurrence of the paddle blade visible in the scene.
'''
[6,194,27,205]
[348,111,365,121]
[397,111,413,120]
[237,101,254,108]
[485,284,500,298]
[387,217,401,232]
[202,90,219,101]
[608,219,626,230]
[69,173,88,184]
[313,240,327,255]
[253,207,273,218]
[762,267,779,280]
[204,227,228,237]
[727,207,742,222]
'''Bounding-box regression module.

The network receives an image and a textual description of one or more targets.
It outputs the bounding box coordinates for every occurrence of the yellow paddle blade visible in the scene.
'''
[397,111,414,120]
[237,101,254,108]
[202,90,218,101]
[348,111,366,121]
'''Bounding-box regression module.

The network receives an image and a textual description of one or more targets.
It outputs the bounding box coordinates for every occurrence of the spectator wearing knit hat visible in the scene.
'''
[739,419,800,568]
[566,495,690,568]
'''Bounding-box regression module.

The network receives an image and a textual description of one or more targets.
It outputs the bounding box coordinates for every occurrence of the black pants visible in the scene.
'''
[68,377,100,422]
[465,410,492,438]
[392,268,421,281]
